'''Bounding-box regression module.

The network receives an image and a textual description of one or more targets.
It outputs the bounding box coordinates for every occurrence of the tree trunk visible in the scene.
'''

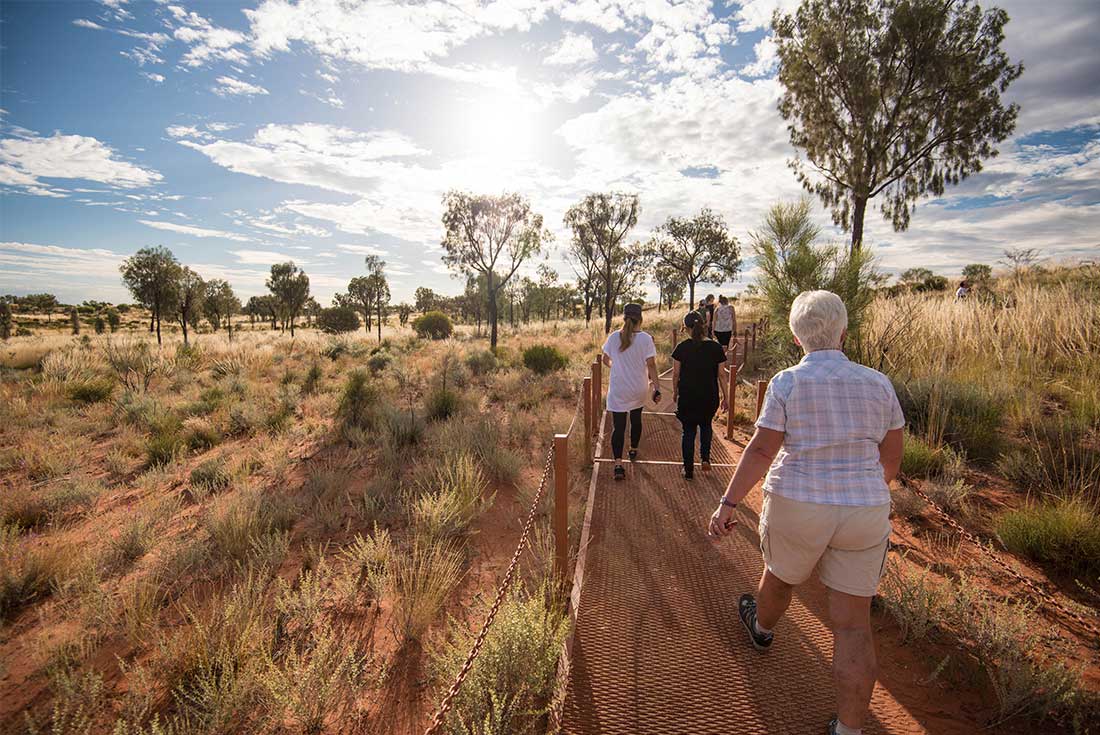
[376,303,382,343]
[155,309,162,345]
[487,272,498,349]
[149,312,155,332]
[181,313,189,345]
[289,316,295,337]
[688,279,696,311]
[850,195,867,253]
[227,317,233,342]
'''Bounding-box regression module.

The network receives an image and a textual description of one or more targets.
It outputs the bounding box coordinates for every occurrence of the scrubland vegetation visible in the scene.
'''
[0,306,678,733]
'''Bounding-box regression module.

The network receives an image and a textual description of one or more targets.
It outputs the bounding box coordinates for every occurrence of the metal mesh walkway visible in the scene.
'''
[560,406,926,734]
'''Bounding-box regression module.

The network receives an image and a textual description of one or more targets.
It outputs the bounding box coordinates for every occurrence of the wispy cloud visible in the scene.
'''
[138,219,251,242]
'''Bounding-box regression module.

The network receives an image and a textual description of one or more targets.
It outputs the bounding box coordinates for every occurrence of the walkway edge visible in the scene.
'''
[548,407,606,735]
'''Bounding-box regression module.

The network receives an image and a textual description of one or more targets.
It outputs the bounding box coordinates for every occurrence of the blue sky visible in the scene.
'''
[1,0,1097,305]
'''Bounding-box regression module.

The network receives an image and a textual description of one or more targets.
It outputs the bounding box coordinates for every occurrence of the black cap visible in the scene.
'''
[684,311,703,328]
[624,303,642,319]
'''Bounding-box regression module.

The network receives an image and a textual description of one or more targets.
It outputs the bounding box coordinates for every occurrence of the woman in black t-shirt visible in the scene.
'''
[672,311,729,479]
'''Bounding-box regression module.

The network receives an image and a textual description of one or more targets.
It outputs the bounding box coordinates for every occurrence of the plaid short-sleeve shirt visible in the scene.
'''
[755,350,904,507]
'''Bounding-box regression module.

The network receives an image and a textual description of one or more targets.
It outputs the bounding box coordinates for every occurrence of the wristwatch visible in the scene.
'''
[720,497,737,509]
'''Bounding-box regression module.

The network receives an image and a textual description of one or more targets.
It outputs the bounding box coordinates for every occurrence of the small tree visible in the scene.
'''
[204,279,241,341]
[752,199,879,365]
[774,0,1023,251]
[317,306,361,334]
[441,191,546,349]
[70,307,80,335]
[651,208,740,308]
[364,255,390,344]
[267,262,311,336]
[414,287,438,314]
[1000,247,1041,277]
[563,192,645,333]
[899,268,934,288]
[962,263,992,285]
[654,263,687,312]
[27,293,58,324]
[175,267,206,346]
[397,303,412,326]
[94,314,106,334]
[0,301,11,340]
[104,307,121,333]
[120,246,181,345]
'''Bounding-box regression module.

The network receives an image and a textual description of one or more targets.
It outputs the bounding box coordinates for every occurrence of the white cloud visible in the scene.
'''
[213,76,269,97]
[0,242,128,301]
[731,0,800,32]
[138,219,251,241]
[141,71,166,83]
[741,36,777,78]
[229,249,305,265]
[545,33,598,66]
[0,130,161,195]
[167,4,249,68]
[335,243,387,256]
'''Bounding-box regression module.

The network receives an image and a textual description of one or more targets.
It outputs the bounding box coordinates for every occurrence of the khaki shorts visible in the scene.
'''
[759,492,891,597]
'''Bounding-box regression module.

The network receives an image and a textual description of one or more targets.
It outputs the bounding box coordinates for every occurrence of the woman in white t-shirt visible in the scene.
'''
[601,303,660,481]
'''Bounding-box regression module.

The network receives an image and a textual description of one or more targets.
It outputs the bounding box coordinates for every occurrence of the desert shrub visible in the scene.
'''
[879,557,948,643]
[431,584,568,735]
[174,343,204,372]
[412,454,492,543]
[265,385,300,433]
[424,385,462,422]
[894,378,1005,464]
[889,485,924,520]
[185,386,225,416]
[465,349,498,376]
[522,344,568,375]
[190,458,232,494]
[384,408,424,448]
[184,420,221,451]
[302,361,323,394]
[317,306,361,334]
[116,390,166,430]
[1001,416,1100,506]
[390,542,463,641]
[320,339,349,361]
[106,516,155,571]
[899,432,944,479]
[41,346,99,383]
[367,351,391,373]
[413,310,453,340]
[146,418,186,467]
[337,370,382,436]
[337,529,393,606]
[922,478,972,518]
[997,499,1100,577]
[433,415,522,486]
[210,356,245,379]
[275,560,330,640]
[261,623,366,732]
[24,669,106,735]
[66,377,115,404]
[228,401,265,436]
[205,491,298,569]
[1,480,101,529]
[0,537,67,622]
[104,340,164,392]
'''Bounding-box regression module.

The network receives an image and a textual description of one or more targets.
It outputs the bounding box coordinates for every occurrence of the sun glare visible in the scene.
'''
[458,95,538,164]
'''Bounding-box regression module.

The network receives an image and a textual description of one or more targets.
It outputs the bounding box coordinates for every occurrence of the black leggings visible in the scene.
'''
[611,408,643,461]
[680,417,714,470]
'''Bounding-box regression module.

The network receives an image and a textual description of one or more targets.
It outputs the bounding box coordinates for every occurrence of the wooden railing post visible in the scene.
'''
[744,327,751,360]
[725,359,738,440]
[582,376,592,462]
[751,323,757,350]
[670,326,678,353]
[553,433,569,589]
[755,379,767,419]
[592,355,602,435]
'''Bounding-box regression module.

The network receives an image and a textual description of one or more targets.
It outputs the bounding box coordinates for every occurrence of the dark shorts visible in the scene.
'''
[715,330,732,347]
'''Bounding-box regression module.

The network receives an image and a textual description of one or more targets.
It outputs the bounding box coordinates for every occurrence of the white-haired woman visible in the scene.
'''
[707,290,904,735]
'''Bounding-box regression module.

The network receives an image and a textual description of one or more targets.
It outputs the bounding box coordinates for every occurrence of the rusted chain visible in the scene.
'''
[898,474,1100,645]
[424,444,557,735]
[564,384,586,440]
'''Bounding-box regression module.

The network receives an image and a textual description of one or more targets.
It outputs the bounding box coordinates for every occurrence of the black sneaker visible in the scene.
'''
[628,448,638,461]
[738,594,773,651]
[681,466,693,480]
[613,465,626,481]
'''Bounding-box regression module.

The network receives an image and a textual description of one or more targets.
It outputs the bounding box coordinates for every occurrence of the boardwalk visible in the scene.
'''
[559,386,926,734]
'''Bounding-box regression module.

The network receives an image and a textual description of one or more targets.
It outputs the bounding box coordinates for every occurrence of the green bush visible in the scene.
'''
[900,432,944,479]
[338,370,382,433]
[367,351,391,373]
[1003,416,1100,505]
[302,361,323,394]
[385,409,424,448]
[146,414,185,467]
[413,311,453,340]
[522,344,568,375]
[185,422,221,451]
[465,349,498,376]
[317,306,360,334]
[997,499,1100,577]
[424,386,462,422]
[190,458,232,492]
[894,378,1004,464]
[66,378,115,403]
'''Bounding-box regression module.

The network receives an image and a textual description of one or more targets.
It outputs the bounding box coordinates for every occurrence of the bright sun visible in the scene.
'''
[458,95,538,164]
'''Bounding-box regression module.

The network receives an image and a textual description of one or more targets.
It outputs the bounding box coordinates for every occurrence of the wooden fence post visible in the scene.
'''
[671,326,678,353]
[553,433,569,589]
[744,327,751,359]
[751,323,757,351]
[582,376,592,462]
[725,360,738,440]
[755,379,767,419]
[592,356,602,435]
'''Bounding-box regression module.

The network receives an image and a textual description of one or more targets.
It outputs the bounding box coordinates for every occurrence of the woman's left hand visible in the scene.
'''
[707,504,736,539]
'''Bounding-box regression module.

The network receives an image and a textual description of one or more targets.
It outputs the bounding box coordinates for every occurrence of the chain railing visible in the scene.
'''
[897,473,1100,646]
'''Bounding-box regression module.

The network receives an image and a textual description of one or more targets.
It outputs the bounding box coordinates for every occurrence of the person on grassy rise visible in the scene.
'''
[672,311,729,479]
[706,290,905,735]
[601,303,660,481]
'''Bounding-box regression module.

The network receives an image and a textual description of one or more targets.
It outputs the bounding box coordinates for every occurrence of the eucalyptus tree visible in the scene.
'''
[119,245,181,345]
[441,191,547,349]
[563,192,645,334]
[651,208,740,308]
[654,262,687,312]
[175,267,206,346]
[267,262,311,336]
[774,0,1023,251]
[204,279,241,341]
